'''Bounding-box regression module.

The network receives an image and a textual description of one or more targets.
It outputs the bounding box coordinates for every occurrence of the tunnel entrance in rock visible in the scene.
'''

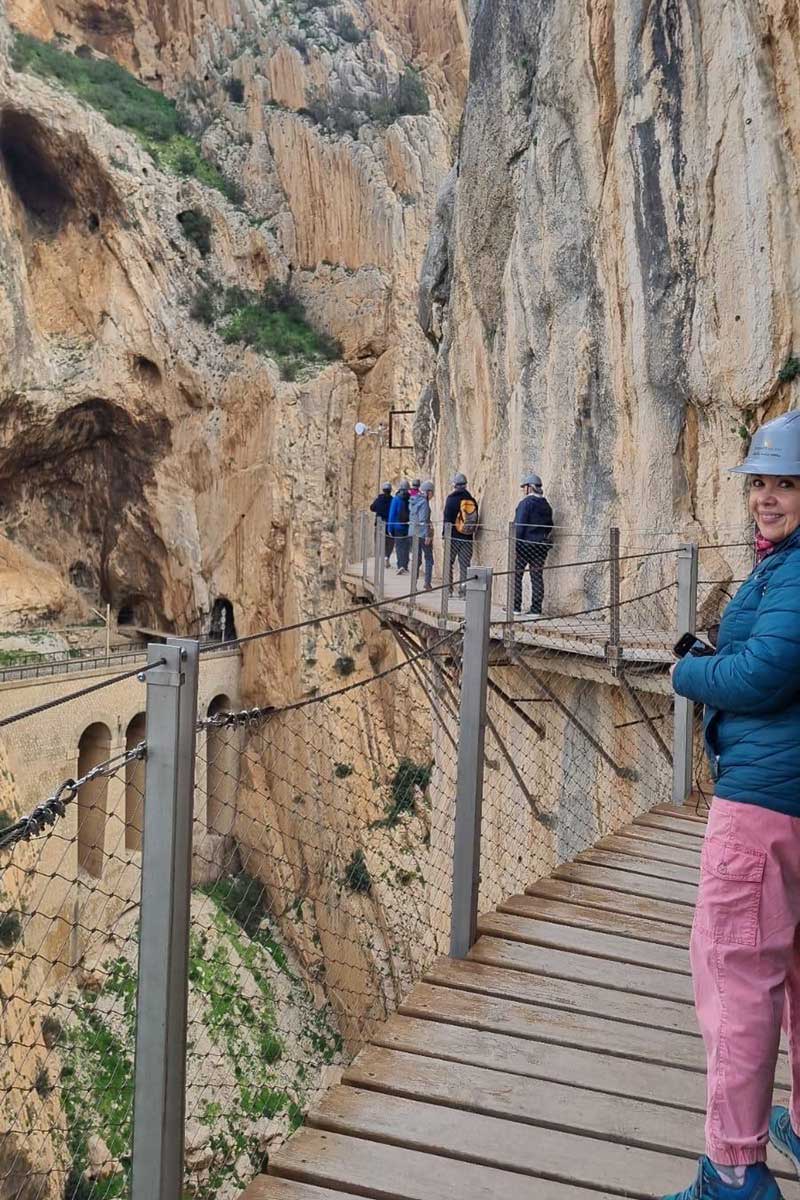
[209,598,236,642]
[0,111,75,231]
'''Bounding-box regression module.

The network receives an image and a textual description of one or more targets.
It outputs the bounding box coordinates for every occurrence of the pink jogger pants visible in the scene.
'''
[692,797,800,1165]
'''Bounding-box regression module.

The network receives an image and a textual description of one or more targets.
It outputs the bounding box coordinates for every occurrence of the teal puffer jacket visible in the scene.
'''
[673,527,800,816]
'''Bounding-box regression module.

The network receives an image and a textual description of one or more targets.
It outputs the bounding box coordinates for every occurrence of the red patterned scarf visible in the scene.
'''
[755,530,778,562]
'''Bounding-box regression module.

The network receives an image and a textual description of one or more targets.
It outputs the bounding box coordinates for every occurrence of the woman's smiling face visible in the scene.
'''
[749,475,800,542]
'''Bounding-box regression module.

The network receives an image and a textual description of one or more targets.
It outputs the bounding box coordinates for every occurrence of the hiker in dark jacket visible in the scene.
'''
[370,482,394,565]
[443,472,478,596]
[387,481,411,573]
[512,473,554,615]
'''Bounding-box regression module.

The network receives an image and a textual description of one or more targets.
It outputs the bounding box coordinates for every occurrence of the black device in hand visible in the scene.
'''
[673,632,716,659]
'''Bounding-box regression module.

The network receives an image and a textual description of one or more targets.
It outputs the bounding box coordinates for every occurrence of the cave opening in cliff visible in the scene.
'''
[209,598,236,642]
[0,111,75,232]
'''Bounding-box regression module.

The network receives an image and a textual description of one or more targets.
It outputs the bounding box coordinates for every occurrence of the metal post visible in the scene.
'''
[131,637,199,1200]
[374,518,386,601]
[450,567,492,958]
[606,526,621,675]
[106,602,111,663]
[439,522,453,628]
[505,520,516,647]
[409,530,421,615]
[672,542,699,805]
[360,511,368,583]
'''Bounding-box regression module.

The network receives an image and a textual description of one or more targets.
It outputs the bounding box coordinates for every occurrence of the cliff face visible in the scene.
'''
[421,0,800,546]
[0,0,466,651]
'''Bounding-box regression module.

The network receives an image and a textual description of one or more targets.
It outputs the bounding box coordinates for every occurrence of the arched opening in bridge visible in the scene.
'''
[77,722,111,877]
[209,598,236,642]
[125,713,146,851]
[206,694,236,837]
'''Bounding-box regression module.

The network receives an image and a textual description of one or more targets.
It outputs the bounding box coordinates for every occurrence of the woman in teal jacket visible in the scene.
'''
[665,412,800,1200]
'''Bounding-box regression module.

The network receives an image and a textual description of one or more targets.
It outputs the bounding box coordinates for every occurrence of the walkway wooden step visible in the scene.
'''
[374,1013,712,1110]
[554,861,697,905]
[577,848,700,884]
[246,802,799,1200]
[268,1128,624,1199]
[400,980,707,1071]
[651,803,709,823]
[633,813,707,840]
[343,1046,796,1184]
[477,911,691,972]
[526,878,695,926]
[498,893,691,947]
[619,823,708,851]
[425,956,699,1034]
[307,1087,708,1198]
[597,834,701,868]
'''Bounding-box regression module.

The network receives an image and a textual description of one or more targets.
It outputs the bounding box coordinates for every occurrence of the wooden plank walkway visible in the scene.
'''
[242,803,799,1200]
[342,559,676,668]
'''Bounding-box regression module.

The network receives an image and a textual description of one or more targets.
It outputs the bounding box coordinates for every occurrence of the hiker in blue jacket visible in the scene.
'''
[512,473,553,615]
[387,481,411,574]
[664,412,800,1200]
[370,482,394,566]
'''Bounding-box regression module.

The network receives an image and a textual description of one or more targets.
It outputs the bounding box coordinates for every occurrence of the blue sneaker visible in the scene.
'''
[770,1106,800,1176]
[661,1157,783,1199]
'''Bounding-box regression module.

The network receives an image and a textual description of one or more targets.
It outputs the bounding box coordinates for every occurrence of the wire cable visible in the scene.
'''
[0,659,166,730]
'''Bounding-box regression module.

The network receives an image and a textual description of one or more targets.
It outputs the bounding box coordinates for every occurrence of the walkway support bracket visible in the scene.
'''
[131,637,199,1200]
[374,518,386,600]
[450,566,492,959]
[672,542,699,805]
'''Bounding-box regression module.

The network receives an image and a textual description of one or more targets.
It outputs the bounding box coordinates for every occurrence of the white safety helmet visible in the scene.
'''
[521,472,542,489]
[730,412,800,476]
[420,480,435,493]
[452,471,467,486]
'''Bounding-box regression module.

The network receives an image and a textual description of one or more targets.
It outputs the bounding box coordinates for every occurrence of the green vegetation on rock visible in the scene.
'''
[12,33,243,203]
[343,848,372,894]
[178,208,213,256]
[779,355,800,383]
[189,280,341,379]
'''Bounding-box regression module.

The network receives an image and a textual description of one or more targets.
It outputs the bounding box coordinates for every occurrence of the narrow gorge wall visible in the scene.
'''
[420,0,800,552]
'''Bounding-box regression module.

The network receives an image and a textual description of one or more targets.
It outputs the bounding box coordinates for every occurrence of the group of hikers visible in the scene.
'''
[369,471,554,613]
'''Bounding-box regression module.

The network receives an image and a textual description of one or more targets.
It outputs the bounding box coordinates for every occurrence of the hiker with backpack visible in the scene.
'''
[512,473,554,615]
[387,481,412,574]
[443,472,479,596]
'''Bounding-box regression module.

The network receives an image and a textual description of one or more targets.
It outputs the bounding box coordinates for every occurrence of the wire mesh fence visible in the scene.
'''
[0,729,145,1200]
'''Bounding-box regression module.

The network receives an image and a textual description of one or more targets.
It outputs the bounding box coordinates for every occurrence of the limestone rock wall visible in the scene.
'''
[420,0,800,559]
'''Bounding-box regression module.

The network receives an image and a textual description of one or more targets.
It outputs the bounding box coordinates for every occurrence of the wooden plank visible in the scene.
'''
[240,1180,367,1200]
[576,848,700,884]
[401,981,705,1070]
[597,834,701,868]
[633,813,707,840]
[342,1046,698,1162]
[651,803,709,824]
[375,1013,712,1111]
[425,956,699,1035]
[500,894,690,948]
[525,878,695,928]
[269,1127,624,1200]
[618,824,709,852]
[553,862,697,905]
[469,935,694,1002]
[307,1086,698,1198]
[343,1046,800,1192]
[477,912,691,975]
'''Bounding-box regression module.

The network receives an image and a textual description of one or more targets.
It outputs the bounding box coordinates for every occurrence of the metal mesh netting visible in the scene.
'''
[0,729,145,1200]
[185,643,459,1195]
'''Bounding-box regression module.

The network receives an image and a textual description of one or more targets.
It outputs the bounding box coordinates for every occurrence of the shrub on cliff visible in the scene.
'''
[12,34,243,204]
[178,208,212,256]
[218,281,342,378]
[343,848,372,894]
